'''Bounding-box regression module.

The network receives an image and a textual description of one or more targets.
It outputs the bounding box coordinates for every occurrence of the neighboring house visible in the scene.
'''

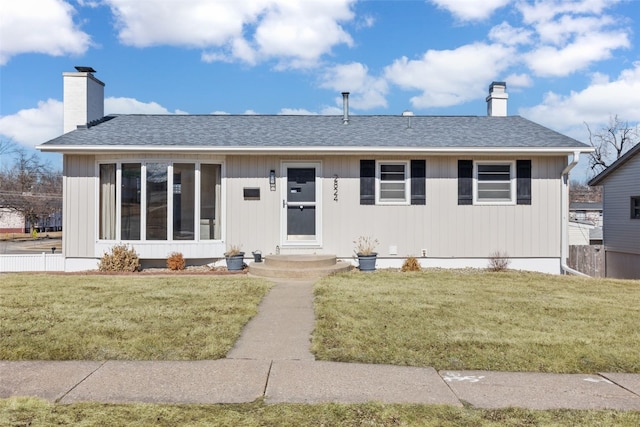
[38,68,593,273]
[569,202,602,227]
[567,221,602,246]
[589,143,640,279]
[0,208,25,234]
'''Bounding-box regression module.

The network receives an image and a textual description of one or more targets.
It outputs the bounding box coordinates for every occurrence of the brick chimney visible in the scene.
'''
[63,66,105,133]
[486,81,508,117]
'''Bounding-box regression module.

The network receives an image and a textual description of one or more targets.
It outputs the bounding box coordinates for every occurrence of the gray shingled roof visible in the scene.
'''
[39,114,590,151]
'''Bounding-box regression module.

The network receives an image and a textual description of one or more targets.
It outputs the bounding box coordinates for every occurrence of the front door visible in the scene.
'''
[282,163,320,245]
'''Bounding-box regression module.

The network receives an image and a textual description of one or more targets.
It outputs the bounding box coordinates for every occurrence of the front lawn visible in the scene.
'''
[0,274,271,360]
[313,270,640,373]
[2,398,639,426]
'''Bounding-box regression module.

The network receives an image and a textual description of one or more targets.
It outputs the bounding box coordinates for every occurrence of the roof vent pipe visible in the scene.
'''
[342,92,349,125]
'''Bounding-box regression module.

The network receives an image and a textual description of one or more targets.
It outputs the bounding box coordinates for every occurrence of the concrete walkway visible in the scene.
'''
[2,279,640,410]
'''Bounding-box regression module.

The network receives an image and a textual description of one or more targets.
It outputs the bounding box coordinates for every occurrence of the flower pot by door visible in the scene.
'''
[226,253,245,271]
[357,253,377,272]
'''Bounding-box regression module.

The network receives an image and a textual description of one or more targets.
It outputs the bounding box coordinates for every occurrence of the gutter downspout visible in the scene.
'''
[560,151,590,277]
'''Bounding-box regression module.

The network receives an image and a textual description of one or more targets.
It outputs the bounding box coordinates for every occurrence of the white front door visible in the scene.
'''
[281,162,321,246]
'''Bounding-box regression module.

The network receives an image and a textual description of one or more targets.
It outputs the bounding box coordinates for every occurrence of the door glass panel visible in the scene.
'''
[287,168,315,202]
[287,206,315,239]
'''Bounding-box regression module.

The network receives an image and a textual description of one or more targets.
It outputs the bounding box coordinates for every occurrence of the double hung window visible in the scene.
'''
[475,162,514,203]
[378,162,408,204]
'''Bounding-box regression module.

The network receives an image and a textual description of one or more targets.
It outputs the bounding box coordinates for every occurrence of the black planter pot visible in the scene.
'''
[225,253,245,271]
[357,253,377,272]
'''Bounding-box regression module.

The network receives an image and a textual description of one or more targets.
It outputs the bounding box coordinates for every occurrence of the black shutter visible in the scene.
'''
[458,160,473,205]
[517,160,532,205]
[360,160,375,205]
[411,160,426,205]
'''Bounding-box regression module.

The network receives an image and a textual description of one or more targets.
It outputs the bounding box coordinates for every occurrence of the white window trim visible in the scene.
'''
[376,160,410,205]
[95,160,225,243]
[473,160,516,205]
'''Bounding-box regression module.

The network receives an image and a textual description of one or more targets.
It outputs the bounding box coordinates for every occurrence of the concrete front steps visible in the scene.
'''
[249,254,352,279]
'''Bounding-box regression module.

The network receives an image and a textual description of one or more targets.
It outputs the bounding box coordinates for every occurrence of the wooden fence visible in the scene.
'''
[568,245,604,277]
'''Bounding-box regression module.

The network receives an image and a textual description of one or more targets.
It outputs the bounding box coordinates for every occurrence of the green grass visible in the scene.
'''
[313,270,640,373]
[2,398,639,427]
[0,274,271,360]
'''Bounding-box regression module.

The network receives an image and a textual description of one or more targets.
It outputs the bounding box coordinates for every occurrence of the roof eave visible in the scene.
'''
[37,145,594,156]
[588,142,640,186]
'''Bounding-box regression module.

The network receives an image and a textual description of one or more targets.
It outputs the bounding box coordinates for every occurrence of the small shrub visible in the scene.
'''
[488,250,510,272]
[401,256,421,272]
[98,244,140,272]
[167,252,186,271]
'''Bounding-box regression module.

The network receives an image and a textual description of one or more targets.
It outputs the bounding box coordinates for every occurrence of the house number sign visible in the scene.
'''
[333,175,339,201]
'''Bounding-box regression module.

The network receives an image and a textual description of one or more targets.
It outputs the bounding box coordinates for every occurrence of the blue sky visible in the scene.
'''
[1,0,639,182]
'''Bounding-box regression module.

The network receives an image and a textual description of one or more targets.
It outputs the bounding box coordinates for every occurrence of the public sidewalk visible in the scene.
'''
[2,279,640,410]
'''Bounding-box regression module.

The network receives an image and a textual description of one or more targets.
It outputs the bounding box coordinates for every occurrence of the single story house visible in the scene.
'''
[38,67,593,273]
[589,143,640,279]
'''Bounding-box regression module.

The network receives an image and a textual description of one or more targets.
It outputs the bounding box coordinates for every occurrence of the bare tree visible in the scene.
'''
[0,147,62,230]
[586,115,639,175]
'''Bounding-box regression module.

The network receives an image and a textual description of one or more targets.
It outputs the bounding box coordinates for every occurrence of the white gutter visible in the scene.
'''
[37,145,593,155]
[560,151,590,277]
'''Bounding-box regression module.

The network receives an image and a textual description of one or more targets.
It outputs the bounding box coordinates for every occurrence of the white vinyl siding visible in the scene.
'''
[63,154,565,266]
[225,155,563,260]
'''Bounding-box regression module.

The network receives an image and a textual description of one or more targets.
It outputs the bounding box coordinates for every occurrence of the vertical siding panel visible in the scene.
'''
[64,155,95,258]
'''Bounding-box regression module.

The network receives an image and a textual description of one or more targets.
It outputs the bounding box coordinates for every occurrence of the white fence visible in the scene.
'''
[0,253,65,272]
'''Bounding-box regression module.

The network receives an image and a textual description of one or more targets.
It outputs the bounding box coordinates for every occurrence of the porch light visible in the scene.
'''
[269,170,276,191]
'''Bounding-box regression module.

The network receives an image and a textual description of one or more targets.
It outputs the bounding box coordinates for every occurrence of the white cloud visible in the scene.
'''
[520,62,640,136]
[0,100,63,148]
[321,62,388,110]
[105,0,355,68]
[429,0,511,21]
[0,0,91,65]
[517,0,617,25]
[384,43,515,108]
[513,1,630,77]
[320,106,343,115]
[524,30,629,77]
[105,97,187,115]
[279,108,317,115]
[0,97,186,149]
[503,73,533,88]
[489,21,533,46]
